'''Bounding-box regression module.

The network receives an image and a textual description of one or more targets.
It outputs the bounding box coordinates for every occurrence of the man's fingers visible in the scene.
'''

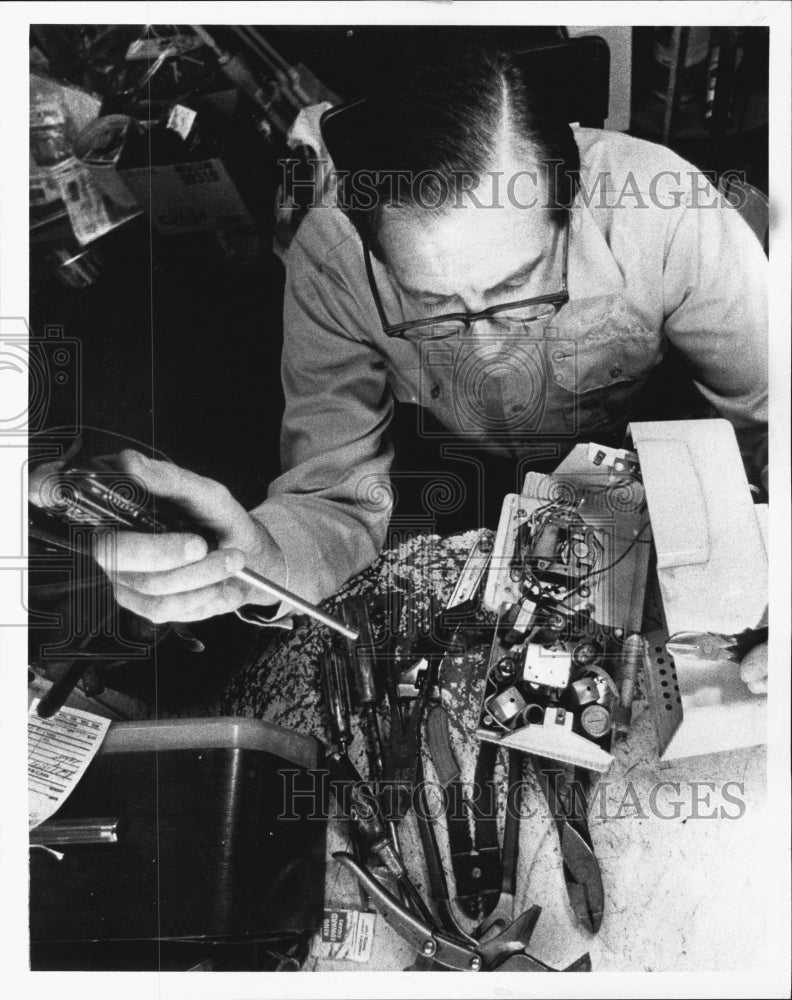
[93,529,208,573]
[116,450,238,532]
[115,578,247,623]
[739,643,768,694]
[29,460,67,507]
[115,548,245,596]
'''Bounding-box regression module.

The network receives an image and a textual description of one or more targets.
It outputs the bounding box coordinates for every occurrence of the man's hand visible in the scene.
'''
[29,450,285,624]
[739,643,768,695]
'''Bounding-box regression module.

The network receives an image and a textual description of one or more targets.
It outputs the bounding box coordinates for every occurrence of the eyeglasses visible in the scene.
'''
[363,221,570,343]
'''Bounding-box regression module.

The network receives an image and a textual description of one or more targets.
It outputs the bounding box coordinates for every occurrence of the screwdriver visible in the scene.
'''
[234,566,357,639]
[342,596,385,779]
[44,460,358,641]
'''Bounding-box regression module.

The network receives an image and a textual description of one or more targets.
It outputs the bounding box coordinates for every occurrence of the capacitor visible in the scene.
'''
[572,640,600,668]
[545,611,566,632]
[570,534,590,560]
[487,686,527,726]
[520,703,545,727]
[581,703,611,738]
[571,675,601,707]
[502,599,537,647]
[492,655,520,684]
[619,632,644,710]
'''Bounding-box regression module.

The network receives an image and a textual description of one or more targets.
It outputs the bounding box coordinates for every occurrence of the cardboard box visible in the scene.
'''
[120,158,254,237]
[631,419,767,762]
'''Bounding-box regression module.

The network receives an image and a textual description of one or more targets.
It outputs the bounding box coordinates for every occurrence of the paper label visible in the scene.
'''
[166,104,198,141]
[50,158,141,245]
[310,908,376,963]
[125,36,201,60]
[30,168,62,206]
[28,700,111,829]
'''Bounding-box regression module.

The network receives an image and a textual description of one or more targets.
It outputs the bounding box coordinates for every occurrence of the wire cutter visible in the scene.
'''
[666,626,768,664]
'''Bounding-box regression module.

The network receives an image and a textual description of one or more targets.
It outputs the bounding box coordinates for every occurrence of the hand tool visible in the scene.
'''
[333,851,590,972]
[318,643,352,752]
[397,594,501,924]
[665,626,768,663]
[445,531,493,610]
[341,596,385,780]
[32,459,357,640]
[413,738,480,949]
[319,645,431,922]
[415,541,502,922]
[476,750,524,940]
[424,705,460,787]
[532,757,604,933]
[412,660,480,948]
[445,742,501,921]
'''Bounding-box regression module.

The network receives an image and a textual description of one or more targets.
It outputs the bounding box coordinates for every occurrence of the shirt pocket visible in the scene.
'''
[383,339,423,404]
[547,295,666,435]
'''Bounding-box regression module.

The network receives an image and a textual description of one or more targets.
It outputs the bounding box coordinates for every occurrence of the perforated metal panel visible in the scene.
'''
[643,629,683,757]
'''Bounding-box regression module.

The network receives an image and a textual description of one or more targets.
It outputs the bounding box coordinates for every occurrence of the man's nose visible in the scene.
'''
[467,316,508,352]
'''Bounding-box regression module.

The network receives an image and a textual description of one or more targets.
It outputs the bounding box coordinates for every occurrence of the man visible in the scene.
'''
[30,50,768,684]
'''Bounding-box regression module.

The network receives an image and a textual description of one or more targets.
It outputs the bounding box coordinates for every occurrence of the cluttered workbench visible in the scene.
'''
[208,526,767,972]
[21,21,777,982]
[28,423,769,974]
[208,426,768,973]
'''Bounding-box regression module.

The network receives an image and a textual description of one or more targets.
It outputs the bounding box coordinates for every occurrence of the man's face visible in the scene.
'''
[376,161,562,321]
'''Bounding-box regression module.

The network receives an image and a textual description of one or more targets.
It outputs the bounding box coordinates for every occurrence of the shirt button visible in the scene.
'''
[552,350,567,362]
[431,384,441,399]
[610,365,623,379]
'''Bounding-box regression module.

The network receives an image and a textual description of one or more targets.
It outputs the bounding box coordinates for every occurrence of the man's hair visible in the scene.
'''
[333,47,581,252]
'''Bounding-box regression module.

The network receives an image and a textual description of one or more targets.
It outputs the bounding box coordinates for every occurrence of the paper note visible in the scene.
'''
[28,701,111,829]
[50,157,142,246]
[166,103,198,141]
[310,908,377,963]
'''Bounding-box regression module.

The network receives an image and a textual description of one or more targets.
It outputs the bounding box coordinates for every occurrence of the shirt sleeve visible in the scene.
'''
[661,177,768,444]
[246,229,395,621]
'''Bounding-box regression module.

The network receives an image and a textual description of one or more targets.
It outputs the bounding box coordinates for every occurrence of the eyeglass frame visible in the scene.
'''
[362,219,570,341]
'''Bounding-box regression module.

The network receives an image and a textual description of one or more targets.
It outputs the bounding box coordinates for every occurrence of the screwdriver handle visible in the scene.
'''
[342,596,379,704]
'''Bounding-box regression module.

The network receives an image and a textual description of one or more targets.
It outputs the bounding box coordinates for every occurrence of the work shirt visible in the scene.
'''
[249,127,768,615]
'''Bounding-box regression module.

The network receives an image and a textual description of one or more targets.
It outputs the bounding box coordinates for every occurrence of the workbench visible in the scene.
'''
[212,528,769,973]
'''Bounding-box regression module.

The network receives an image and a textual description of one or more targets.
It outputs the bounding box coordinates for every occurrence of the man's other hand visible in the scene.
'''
[739,642,768,695]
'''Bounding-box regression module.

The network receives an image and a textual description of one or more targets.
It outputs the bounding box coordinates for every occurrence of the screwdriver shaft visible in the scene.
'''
[236,567,358,639]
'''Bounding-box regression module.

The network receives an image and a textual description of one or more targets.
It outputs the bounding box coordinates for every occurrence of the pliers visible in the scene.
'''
[476,749,524,940]
[532,758,605,934]
[333,851,591,972]
[666,626,768,664]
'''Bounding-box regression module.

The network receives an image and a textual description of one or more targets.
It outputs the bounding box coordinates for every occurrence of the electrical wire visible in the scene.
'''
[579,521,653,583]
[532,521,652,614]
